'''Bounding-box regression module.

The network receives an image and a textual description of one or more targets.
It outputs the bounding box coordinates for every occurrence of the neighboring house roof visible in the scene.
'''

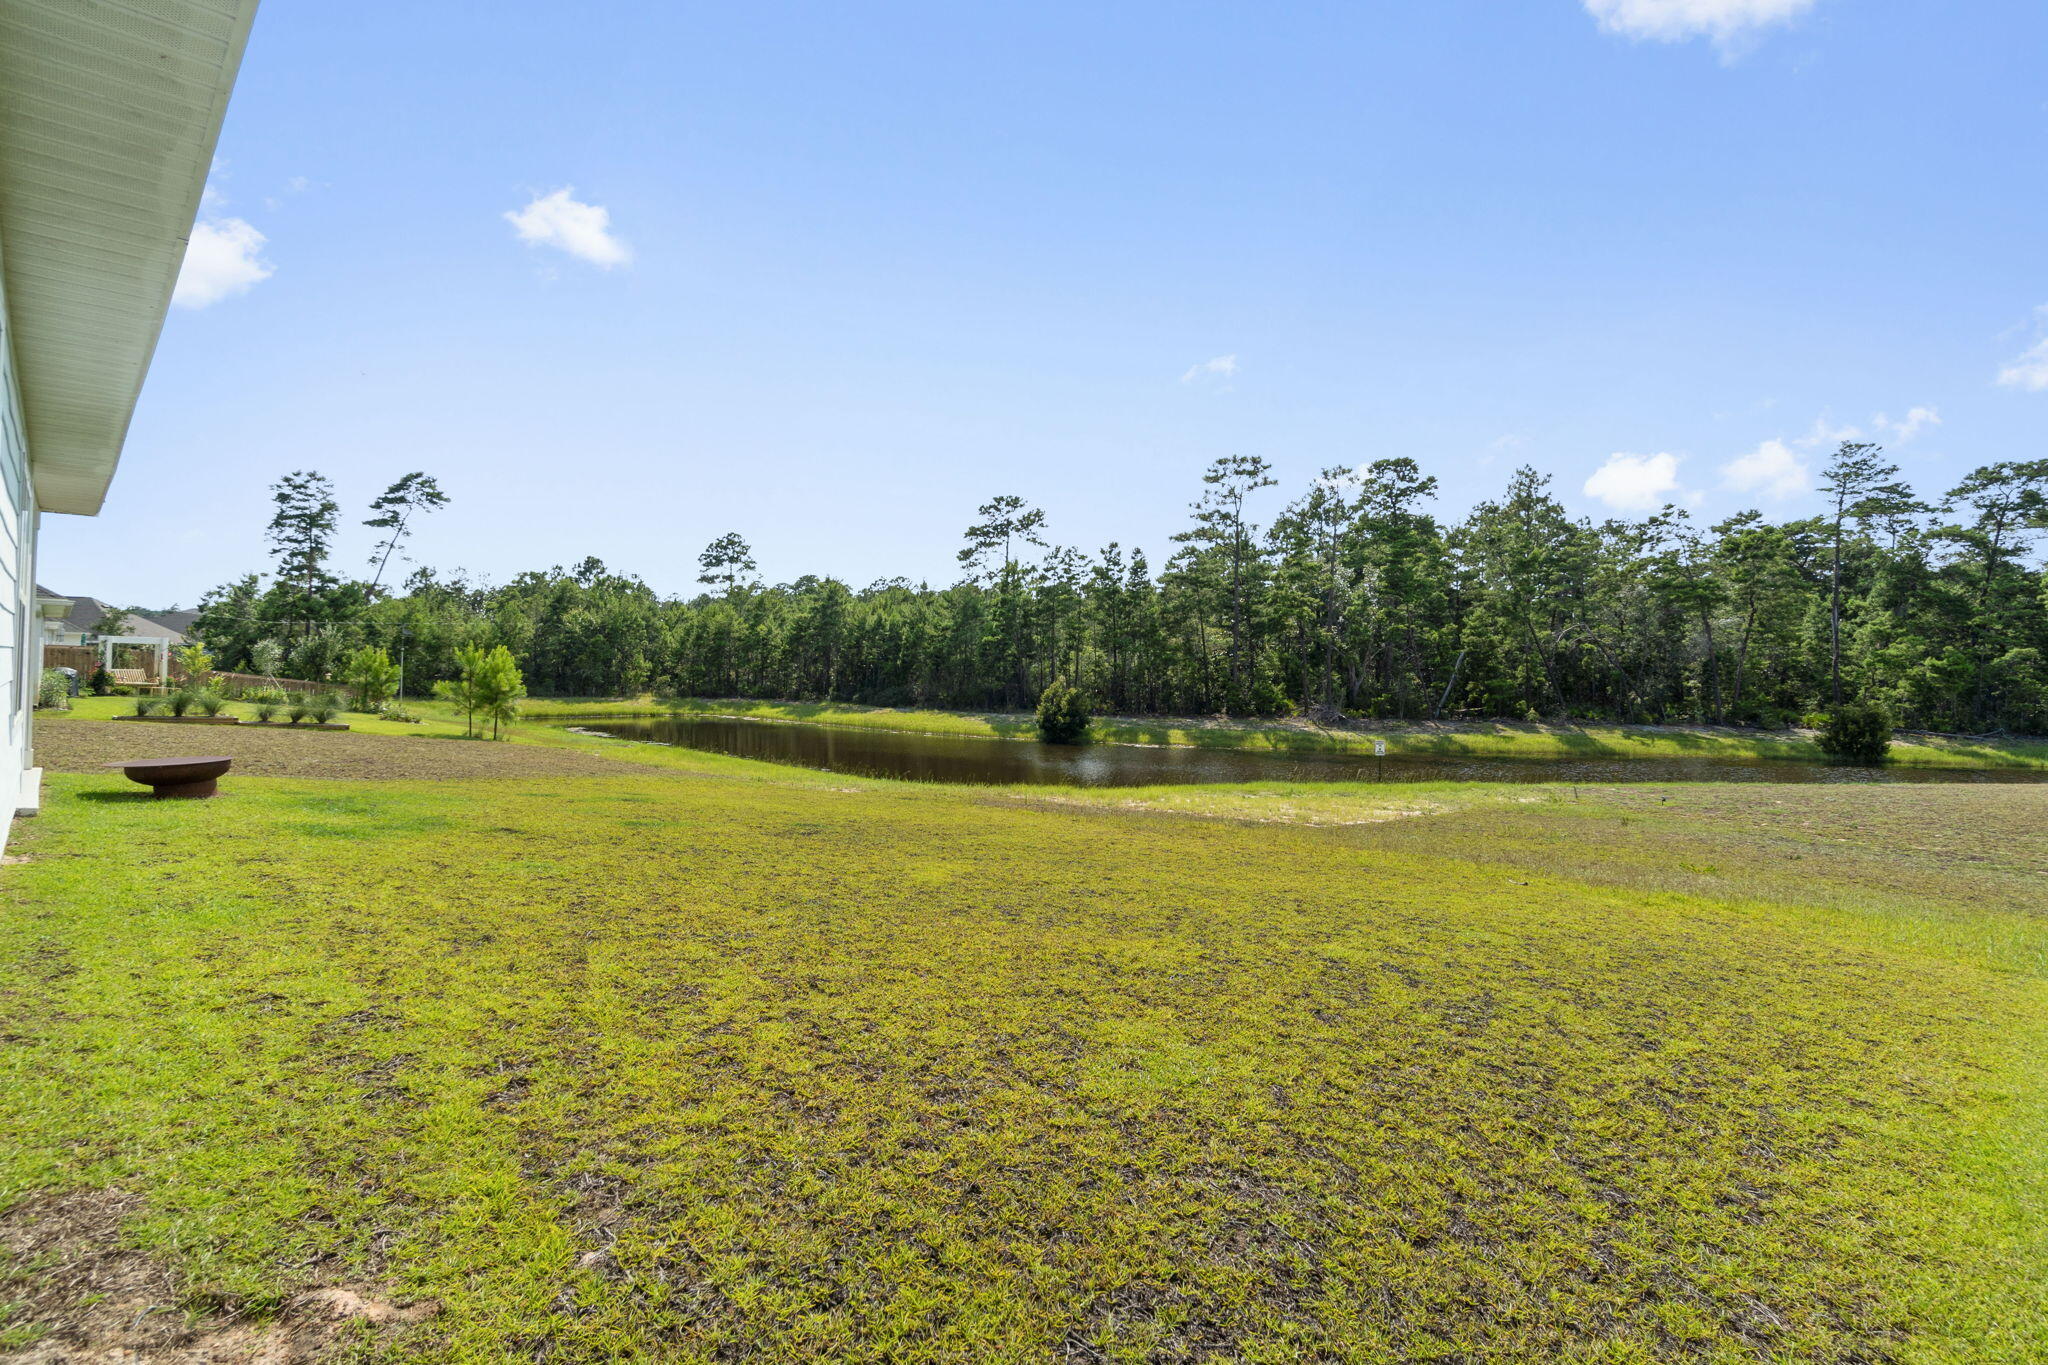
[42,592,188,644]
[0,1,259,515]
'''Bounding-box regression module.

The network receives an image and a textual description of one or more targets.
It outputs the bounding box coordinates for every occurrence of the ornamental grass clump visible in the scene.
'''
[196,691,227,717]
[166,689,196,718]
[132,696,160,717]
[286,698,310,725]
[309,694,341,725]
[254,698,281,723]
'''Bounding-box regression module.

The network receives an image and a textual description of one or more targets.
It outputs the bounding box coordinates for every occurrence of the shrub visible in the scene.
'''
[1817,703,1893,765]
[1248,680,1289,716]
[255,699,281,723]
[133,695,160,717]
[109,685,133,697]
[87,663,114,695]
[1799,711,1831,731]
[1035,678,1092,745]
[196,691,227,717]
[36,669,70,710]
[167,688,196,717]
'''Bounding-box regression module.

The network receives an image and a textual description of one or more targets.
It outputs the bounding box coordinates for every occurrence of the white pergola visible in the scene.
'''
[97,634,172,683]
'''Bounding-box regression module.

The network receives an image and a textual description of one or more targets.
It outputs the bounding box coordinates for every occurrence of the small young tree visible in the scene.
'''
[175,642,214,688]
[437,643,524,739]
[472,645,526,740]
[1035,677,1091,744]
[249,639,285,680]
[435,643,487,737]
[343,645,402,711]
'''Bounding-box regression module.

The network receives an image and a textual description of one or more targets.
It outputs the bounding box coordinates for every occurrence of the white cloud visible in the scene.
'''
[1720,438,1809,500]
[1997,314,2048,391]
[1877,405,1940,444]
[1584,451,1684,513]
[1479,433,1523,468]
[172,217,273,308]
[1180,354,1238,385]
[1796,414,1863,449]
[504,187,632,268]
[1583,0,1817,47]
[1998,340,2048,392]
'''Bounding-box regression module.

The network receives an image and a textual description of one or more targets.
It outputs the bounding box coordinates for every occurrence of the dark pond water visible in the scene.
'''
[552,715,2046,787]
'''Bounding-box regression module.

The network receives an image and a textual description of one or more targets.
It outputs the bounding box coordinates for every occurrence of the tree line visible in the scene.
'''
[191,447,2048,733]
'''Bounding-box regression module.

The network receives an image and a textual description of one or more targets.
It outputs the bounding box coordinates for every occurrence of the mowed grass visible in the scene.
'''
[513,694,2048,770]
[2,730,2045,1360]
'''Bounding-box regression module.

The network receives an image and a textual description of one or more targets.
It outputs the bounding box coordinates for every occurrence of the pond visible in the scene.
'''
[551,714,2045,787]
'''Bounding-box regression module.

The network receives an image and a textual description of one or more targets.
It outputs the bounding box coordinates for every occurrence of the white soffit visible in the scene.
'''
[0,0,257,515]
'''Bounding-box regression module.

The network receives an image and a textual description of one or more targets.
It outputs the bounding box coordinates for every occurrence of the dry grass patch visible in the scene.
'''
[33,716,649,782]
[0,1188,435,1362]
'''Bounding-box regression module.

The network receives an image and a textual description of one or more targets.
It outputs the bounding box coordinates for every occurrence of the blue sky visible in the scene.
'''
[46,0,2048,607]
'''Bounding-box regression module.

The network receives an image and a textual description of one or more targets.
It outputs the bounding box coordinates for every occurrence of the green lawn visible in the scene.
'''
[3,717,2044,1360]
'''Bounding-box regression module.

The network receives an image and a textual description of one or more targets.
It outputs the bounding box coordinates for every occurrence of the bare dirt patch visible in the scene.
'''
[35,719,647,782]
[0,1189,435,1364]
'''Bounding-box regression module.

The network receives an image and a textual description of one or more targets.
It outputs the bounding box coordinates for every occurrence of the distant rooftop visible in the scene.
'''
[36,588,189,642]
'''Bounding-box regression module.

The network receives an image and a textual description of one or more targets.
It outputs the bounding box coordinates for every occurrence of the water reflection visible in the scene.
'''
[553,715,2042,787]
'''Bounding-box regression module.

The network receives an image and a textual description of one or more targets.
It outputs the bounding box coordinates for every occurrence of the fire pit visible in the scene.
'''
[106,756,233,799]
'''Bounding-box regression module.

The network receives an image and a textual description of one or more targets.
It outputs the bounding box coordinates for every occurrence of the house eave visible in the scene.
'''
[0,1,260,516]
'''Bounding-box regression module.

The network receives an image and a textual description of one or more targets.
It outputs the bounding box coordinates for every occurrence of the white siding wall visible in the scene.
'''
[0,250,37,831]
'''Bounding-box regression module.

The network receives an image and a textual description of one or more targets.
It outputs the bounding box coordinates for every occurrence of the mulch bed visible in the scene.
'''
[35,718,650,782]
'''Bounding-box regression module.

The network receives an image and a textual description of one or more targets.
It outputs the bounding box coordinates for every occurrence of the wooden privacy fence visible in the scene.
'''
[39,647,327,695]
[40,645,98,674]
[201,670,327,695]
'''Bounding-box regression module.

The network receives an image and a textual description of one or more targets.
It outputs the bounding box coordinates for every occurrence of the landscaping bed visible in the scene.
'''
[108,714,351,730]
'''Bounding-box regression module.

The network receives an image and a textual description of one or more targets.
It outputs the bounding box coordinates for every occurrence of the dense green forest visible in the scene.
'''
[190,447,2048,733]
